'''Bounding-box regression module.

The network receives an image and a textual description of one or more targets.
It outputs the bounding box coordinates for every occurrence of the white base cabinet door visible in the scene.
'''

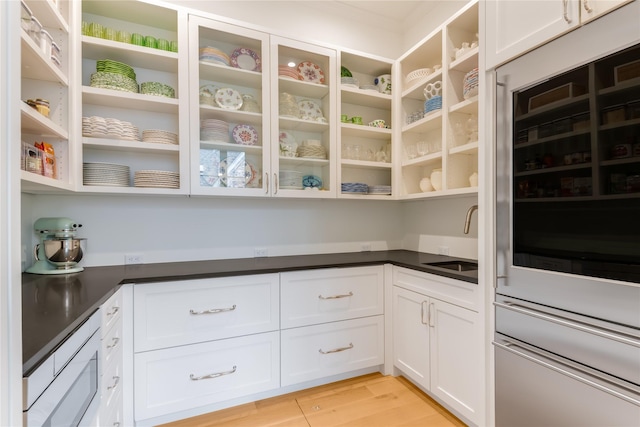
[281,316,384,387]
[134,331,280,421]
[429,297,481,424]
[392,286,430,390]
[392,285,481,424]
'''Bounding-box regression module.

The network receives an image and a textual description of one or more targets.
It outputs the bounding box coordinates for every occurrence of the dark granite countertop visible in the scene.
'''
[22,250,477,375]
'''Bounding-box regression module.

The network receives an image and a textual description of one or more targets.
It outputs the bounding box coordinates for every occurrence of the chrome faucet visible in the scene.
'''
[463,205,478,234]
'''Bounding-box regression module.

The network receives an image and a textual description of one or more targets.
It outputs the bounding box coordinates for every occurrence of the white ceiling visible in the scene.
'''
[332,1,437,23]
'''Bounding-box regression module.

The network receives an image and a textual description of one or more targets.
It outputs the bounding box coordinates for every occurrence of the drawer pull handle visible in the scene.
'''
[107,337,120,349]
[318,291,353,300]
[189,304,236,315]
[107,376,120,391]
[107,306,119,317]
[190,365,237,381]
[319,343,354,354]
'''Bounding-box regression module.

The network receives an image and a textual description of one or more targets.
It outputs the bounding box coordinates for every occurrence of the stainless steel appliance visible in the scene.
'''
[495,6,640,425]
[26,217,86,275]
[23,311,100,426]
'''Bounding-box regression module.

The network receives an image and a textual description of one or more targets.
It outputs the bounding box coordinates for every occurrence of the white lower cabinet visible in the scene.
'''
[281,315,384,387]
[392,272,481,424]
[134,331,280,420]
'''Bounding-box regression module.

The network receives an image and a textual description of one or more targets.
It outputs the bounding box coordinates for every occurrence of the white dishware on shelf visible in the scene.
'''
[419,177,433,192]
[469,172,478,187]
[430,169,442,191]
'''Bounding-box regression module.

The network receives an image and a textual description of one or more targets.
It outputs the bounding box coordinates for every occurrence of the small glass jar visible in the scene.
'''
[34,99,50,117]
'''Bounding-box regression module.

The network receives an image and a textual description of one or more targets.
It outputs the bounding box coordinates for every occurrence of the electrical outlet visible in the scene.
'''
[124,253,144,265]
[254,247,268,257]
[438,246,450,256]
[361,243,372,252]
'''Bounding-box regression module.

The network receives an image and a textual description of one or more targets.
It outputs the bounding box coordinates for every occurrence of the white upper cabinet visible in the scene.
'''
[270,36,337,198]
[337,50,394,199]
[485,0,634,69]
[21,0,73,192]
[396,0,479,199]
[77,1,189,194]
[188,15,270,197]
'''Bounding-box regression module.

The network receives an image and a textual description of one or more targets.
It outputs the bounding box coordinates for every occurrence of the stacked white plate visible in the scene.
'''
[200,119,229,142]
[83,162,130,187]
[142,129,178,145]
[199,46,230,66]
[463,67,479,99]
[82,116,140,140]
[368,185,392,195]
[134,170,179,189]
[279,92,299,118]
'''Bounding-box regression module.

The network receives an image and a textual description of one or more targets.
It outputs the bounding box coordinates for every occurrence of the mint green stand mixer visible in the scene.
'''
[26,217,86,275]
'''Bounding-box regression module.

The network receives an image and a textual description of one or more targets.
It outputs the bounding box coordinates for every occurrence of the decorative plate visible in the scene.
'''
[219,157,255,188]
[215,87,243,110]
[279,131,296,146]
[297,99,323,120]
[297,61,325,84]
[232,124,258,145]
[230,47,261,72]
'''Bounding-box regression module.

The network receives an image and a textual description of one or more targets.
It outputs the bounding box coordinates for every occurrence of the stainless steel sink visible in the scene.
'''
[423,261,478,272]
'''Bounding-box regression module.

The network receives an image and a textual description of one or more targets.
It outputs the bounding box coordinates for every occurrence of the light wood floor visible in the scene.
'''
[160,373,467,427]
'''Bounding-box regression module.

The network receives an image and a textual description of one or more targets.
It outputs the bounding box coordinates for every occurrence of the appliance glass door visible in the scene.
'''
[495,5,640,325]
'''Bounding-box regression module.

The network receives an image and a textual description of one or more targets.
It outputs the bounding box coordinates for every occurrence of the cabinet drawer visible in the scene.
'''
[100,352,122,410]
[101,290,122,337]
[393,266,478,311]
[134,274,279,352]
[101,318,122,370]
[97,389,122,427]
[281,316,384,387]
[134,331,280,420]
[281,266,384,328]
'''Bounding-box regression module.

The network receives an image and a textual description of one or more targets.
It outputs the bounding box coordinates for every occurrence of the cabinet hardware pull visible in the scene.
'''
[563,0,572,22]
[318,291,353,300]
[494,301,640,348]
[319,343,354,354]
[107,376,120,391]
[274,172,278,194]
[107,306,119,317]
[264,172,269,194]
[429,302,435,327]
[107,337,120,349]
[583,0,593,13]
[421,301,428,325]
[113,423,120,427]
[190,365,237,381]
[189,304,236,315]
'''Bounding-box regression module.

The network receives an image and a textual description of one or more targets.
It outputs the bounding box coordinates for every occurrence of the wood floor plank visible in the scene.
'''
[161,374,467,427]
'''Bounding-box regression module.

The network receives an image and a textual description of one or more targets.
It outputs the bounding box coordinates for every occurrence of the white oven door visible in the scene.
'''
[24,331,100,427]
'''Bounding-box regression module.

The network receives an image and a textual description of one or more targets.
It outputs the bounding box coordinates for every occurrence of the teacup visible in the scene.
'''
[374,74,392,95]
[368,119,386,128]
[351,116,363,125]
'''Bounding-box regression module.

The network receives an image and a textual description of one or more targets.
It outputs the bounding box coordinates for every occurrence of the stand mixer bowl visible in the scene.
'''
[39,238,85,269]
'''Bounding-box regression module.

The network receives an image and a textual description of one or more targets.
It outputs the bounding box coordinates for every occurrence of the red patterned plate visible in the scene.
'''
[296,61,325,84]
[232,124,258,145]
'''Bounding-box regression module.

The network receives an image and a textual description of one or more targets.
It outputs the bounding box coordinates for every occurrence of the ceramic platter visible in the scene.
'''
[219,157,256,188]
[230,47,261,72]
[297,99,323,120]
[215,87,243,110]
[232,124,258,145]
[297,61,325,84]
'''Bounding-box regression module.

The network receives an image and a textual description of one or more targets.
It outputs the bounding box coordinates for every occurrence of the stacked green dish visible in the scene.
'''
[140,81,175,98]
[96,59,136,80]
[91,59,139,93]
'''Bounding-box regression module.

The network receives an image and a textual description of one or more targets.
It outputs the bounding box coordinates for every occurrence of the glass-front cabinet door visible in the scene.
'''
[189,15,270,196]
[270,36,336,198]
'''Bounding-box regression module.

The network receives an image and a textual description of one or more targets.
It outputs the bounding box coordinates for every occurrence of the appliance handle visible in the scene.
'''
[33,244,41,261]
[493,338,640,406]
[494,301,640,348]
